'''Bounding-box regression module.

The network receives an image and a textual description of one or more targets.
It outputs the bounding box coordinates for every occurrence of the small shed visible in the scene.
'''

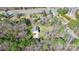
[32,26,40,39]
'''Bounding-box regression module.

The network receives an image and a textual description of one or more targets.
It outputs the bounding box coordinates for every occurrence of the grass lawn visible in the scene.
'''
[68,19,79,29]
[73,39,79,47]
[39,24,53,39]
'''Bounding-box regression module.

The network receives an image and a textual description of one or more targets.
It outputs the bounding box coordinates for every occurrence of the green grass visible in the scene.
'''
[73,39,79,47]
[58,26,64,33]
[39,24,50,37]
[57,39,65,45]
[68,19,79,29]
[51,39,65,46]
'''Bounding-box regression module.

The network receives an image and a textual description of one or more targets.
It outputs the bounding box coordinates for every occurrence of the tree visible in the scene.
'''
[57,7,69,15]
[24,18,32,26]
[50,16,61,25]
[75,9,79,19]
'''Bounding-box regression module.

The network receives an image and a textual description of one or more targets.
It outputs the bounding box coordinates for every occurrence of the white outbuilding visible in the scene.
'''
[32,26,40,39]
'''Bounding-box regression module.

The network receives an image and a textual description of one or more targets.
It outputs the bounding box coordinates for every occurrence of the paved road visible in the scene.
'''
[68,7,79,16]
[65,27,78,39]
[64,27,79,50]
[1,8,49,15]
[0,8,59,16]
